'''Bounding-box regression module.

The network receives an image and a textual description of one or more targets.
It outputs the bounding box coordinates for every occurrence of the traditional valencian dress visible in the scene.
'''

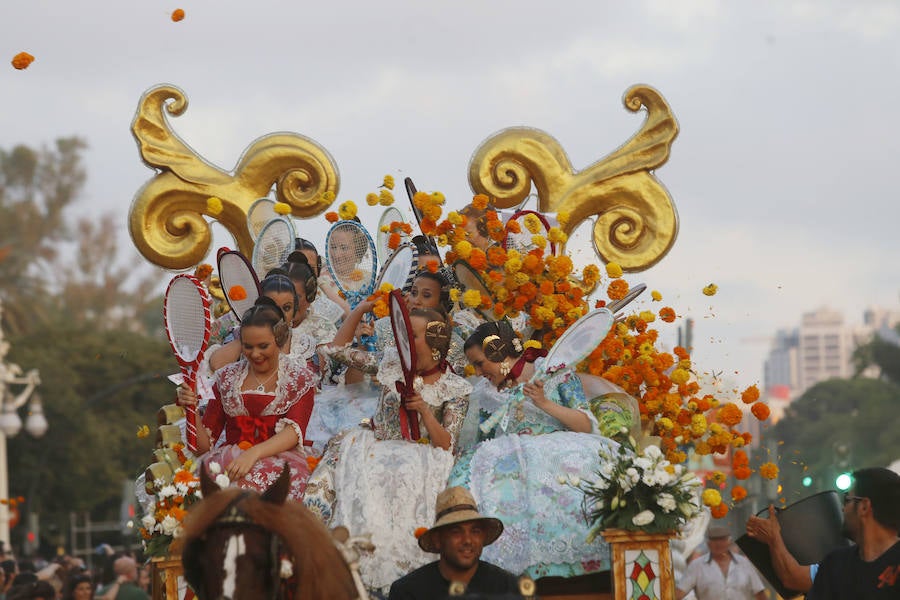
[202,354,317,501]
[449,359,617,580]
[304,347,471,593]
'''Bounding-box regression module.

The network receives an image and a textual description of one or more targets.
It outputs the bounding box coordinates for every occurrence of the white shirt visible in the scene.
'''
[678,551,765,600]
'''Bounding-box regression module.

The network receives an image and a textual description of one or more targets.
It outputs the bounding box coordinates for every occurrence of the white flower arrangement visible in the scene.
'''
[573,441,703,538]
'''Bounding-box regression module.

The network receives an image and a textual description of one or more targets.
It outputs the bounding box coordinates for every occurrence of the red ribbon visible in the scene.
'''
[502,347,548,387]
[395,381,421,441]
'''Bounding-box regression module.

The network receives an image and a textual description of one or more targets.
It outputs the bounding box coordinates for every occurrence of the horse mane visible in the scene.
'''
[182,478,358,600]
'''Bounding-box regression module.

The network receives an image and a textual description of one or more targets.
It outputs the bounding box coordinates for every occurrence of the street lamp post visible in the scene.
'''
[0,299,45,548]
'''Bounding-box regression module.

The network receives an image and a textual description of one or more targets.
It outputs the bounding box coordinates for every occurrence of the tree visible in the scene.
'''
[0,138,87,335]
[852,323,900,385]
[772,378,900,500]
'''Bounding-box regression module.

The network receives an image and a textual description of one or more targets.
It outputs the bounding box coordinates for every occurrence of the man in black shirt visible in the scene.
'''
[808,467,900,600]
[388,486,521,599]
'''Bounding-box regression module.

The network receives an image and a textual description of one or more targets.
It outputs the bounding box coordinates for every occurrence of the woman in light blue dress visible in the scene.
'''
[449,320,618,580]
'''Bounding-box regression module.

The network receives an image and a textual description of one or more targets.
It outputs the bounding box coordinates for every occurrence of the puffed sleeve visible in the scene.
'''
[275,383,315,449]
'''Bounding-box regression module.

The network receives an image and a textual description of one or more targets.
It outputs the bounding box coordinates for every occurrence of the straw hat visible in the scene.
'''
[418,487,504,553]
[706,525,731,540]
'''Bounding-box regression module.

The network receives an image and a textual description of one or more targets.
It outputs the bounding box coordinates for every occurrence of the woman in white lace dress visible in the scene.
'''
[304,301,472,594]
[295,237,349,325]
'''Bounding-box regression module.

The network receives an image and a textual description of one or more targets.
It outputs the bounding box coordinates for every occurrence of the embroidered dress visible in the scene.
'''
[291,311,338,377]
[304,348,472,593]
[449,361,617,580]
[311,277,346,325]
[202,354,317,501]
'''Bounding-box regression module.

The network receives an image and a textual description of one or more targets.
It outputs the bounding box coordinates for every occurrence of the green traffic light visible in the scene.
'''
[802,476,813,487]
[835,473,853,491]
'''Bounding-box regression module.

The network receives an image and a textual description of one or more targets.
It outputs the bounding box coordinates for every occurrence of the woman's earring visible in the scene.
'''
[431,347,441,362]
[498,360,510,378]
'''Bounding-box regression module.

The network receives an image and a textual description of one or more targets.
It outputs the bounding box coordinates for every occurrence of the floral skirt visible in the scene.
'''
[204,444,312,502]
[448,431,616,579]
[304,428,455,593]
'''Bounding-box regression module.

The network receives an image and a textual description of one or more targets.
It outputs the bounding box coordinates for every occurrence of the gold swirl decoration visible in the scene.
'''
[468,84,679,272]
[129,84,340,270]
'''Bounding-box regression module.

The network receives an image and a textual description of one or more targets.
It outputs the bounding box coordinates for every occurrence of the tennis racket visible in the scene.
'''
[251,216,296,278]
[163,274,213,453]
[326,220,378,350]
[503,209,557,255]
[246,198,279,239]
[216,248,260,321]
[389,289,420,440]
[375,242,418,294]
[452,259,496,321]
[376,206,405,266]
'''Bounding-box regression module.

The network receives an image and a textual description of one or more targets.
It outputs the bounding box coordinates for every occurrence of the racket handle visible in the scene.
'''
[407,408,420,440]
[184,406,198,454]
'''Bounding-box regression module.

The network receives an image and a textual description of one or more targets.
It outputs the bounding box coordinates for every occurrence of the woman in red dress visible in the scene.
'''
[180,296,317,500]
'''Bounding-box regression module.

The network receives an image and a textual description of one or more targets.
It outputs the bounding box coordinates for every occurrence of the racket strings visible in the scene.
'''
[327,223,375,296]
[247,200,279,238]
[253,219,294,277]
[219,253,260,318]
[166,281,209,361]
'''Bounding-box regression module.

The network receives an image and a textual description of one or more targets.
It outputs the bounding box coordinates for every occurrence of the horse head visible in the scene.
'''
[181,463,359,600]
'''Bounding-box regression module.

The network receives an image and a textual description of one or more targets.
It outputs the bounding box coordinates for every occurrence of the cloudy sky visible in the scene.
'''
[2,0,898,390]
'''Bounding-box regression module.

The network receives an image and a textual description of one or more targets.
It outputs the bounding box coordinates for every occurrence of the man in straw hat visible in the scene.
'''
[676,524,766,600]
[388,486,520,599]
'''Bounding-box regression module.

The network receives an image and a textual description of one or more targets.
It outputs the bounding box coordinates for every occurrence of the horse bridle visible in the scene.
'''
[187,491,289,600]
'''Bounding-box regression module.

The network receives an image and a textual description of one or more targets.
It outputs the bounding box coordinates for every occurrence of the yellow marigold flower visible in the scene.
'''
[702,488,723,507]
[366,193,379,206]
[651,289,662,301]
[431,191,446,205]
[379,282,394,293]
[273,201,291,215]
[759,462,779,480]
[523,340,542,350]
[322,191,336,202]
[380,225,390,233]
[504,257,522,275]
[136,425,151,438]
[605,262,623,278]
[709,471,727,486]
[657,417,674,431]
[379,189,394,206]
[731,435,746,448]
[583,264,600,286]
[547,227,567,244]
[11,52,35,70]
[556,210,571,227]
[449,288,461,302]
[694,441,711,455]
[690,414,707,437]
[513,272,530,287]
[702,283,718,296]
[639,310,656,323]
[383,175,395,190]
[523,213,542,234]
[670,368,690,385]
[206,196,223,216]
[462,289,482,308]
[448,211,464,226]
[495,287,509,302]
[455,240,473,260]
[638,341,654,355]
[464,364,476,377]
[531,234,547,249]
[338,200,358,220]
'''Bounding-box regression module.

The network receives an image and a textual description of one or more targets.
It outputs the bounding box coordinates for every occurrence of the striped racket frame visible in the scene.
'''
[389,289,420,440]
[375,242,419,294]
[163,274,213,453]
[251,216,296,278]
[217,248,261,321]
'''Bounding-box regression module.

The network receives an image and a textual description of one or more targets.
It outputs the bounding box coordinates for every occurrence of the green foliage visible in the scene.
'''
[6,320,177,546]
[773,378,900,501]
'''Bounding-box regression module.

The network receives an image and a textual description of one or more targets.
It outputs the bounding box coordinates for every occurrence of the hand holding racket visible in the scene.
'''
[164,274,213,453]
[388,289,420,440]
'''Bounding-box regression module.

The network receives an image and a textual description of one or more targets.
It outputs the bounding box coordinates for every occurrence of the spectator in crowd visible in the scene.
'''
[676,525,766,600]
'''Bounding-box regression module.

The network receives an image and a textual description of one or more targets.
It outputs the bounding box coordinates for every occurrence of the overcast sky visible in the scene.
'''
[2,0,898,391]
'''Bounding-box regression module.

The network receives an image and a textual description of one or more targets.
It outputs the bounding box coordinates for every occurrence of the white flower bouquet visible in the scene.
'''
[574,442,702,538]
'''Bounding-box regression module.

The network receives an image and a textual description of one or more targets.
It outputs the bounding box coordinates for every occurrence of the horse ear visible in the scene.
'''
[199,464,221,498]
[261,463,291,505]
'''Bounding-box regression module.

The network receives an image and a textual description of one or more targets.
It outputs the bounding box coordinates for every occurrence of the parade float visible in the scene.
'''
[129,83,773,599]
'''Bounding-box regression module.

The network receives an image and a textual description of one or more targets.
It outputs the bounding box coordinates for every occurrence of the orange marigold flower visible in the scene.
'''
[759,462,779,480]
[306,456,320,471]
[11,52,35,70]
[711,502,729,519]
[607,279,629,301]
[468,249,487,270]
[228,285,247,301]
[733,449,750,467]
[506,220,521,234]
[427,262,438,273]
[195,263,213,281]
[388,232,401,250]
[659,306,676,323]
[174,470,196,484]
[471,194,489,210]
[741,384,761,404]
[373,300,389,319]
[414,527,429,539]
[539,280,555,296]
[171,8,185,21]
[486,246,507,267]
[751,402,770,421]
[733,466,752,480]
[717,403,743,427]
[238,441,253,450]
[731,485,748,502]
[325,212,339,223]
